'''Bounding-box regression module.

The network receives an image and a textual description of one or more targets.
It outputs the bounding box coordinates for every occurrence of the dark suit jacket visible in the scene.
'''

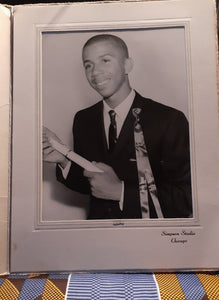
[57,92,192,219]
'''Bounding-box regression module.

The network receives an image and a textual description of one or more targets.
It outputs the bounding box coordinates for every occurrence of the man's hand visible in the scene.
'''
[83,162,122,201]
[43,127,68,168]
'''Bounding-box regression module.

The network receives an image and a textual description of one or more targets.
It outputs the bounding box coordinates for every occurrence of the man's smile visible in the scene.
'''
[92,78,110,88]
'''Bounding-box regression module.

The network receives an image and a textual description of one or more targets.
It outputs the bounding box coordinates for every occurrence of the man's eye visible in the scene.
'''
[84,64,91,70]
[103,58,110,63]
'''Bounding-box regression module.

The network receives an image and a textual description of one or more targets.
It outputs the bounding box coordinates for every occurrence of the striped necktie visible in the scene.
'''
[132,108,163,218]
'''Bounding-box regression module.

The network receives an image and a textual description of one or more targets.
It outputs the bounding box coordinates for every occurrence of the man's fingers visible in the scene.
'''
[42,140,53,151]
[43,147,55,156]
[93,162,112,172]
[42,140,51,149]
[83,170,96,178]
[43,126,62,143]
[43,126,53,136]
[43,151,54,160]
[43,127,53,140]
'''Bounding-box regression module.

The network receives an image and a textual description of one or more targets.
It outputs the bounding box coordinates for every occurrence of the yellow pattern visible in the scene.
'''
[197,273,219,300]
[0,279,19,300]
[155,273,186,300]
[42,279,65,300]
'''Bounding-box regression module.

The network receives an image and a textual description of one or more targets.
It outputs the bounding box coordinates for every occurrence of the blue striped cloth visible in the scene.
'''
[66,273,160,300]
[176,273,206,300]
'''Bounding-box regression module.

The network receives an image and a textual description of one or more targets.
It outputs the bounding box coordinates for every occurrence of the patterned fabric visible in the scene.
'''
[0,274,68,300]
[66,273,160,300]
[108,110,117,153]
[197,273,219,299]
[155,273,218,300]
[0,272,219,299]
[155,273,186,299]
[132,108,163,218]
[177,273,206,300]
[18,278,47,299]
[0,278,21,299]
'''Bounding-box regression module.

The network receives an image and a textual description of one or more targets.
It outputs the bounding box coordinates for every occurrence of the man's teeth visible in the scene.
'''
[96,79,109,86]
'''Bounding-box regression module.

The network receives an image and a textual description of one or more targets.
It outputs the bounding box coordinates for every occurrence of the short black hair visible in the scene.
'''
[82,34,129,58]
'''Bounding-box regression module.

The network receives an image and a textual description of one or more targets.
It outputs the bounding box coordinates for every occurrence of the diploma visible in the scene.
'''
[49,138,103,173]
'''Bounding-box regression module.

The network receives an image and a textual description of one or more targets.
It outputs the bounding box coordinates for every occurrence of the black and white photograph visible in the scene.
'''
[42,28,193,222]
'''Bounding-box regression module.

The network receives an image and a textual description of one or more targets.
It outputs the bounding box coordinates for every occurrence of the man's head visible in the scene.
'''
[82,34,133,107]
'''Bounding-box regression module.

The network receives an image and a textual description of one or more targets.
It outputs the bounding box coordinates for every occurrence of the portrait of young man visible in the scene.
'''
[43,33,193,220]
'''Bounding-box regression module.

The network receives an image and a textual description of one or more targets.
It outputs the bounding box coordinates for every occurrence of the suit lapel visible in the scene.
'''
[132,93,157,160]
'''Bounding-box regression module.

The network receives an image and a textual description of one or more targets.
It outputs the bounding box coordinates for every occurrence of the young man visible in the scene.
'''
[43,34,192,219]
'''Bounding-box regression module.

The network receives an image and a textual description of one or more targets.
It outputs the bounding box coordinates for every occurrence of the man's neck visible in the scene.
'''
[104,82,132,109]
[103,89,135,112]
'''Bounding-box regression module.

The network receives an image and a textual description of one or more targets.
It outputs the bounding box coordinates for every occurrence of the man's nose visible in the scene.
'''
[92,63,103,75]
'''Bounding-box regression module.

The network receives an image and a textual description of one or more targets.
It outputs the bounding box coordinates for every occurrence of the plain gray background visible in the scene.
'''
[42,27,189,221]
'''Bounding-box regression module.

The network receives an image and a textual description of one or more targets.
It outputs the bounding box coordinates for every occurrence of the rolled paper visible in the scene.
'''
[49,138,103,173]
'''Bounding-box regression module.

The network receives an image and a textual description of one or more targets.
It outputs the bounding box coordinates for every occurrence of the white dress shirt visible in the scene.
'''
[103,89,135,145]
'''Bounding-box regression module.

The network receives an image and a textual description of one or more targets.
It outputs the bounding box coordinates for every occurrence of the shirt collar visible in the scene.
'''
[103,90,136,121]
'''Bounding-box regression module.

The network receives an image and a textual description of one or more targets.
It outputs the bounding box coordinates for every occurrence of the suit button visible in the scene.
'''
[107,208,112,217]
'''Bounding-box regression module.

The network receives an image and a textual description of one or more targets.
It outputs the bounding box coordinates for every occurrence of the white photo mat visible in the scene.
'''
[11,0,219,272]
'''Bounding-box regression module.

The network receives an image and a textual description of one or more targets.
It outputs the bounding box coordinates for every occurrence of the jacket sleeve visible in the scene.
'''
[157,110,192,218]
[56,112,90,195]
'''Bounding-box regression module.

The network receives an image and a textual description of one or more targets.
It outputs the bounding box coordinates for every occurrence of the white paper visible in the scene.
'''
[50,138,103,173]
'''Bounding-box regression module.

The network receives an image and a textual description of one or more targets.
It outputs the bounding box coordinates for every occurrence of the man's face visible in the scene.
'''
[82,40,128,99]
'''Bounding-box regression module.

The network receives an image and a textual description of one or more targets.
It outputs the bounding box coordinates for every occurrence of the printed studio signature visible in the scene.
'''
[161,230,196,244]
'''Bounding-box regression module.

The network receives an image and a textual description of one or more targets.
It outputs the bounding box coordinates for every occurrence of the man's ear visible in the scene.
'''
[124,57,133,74]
